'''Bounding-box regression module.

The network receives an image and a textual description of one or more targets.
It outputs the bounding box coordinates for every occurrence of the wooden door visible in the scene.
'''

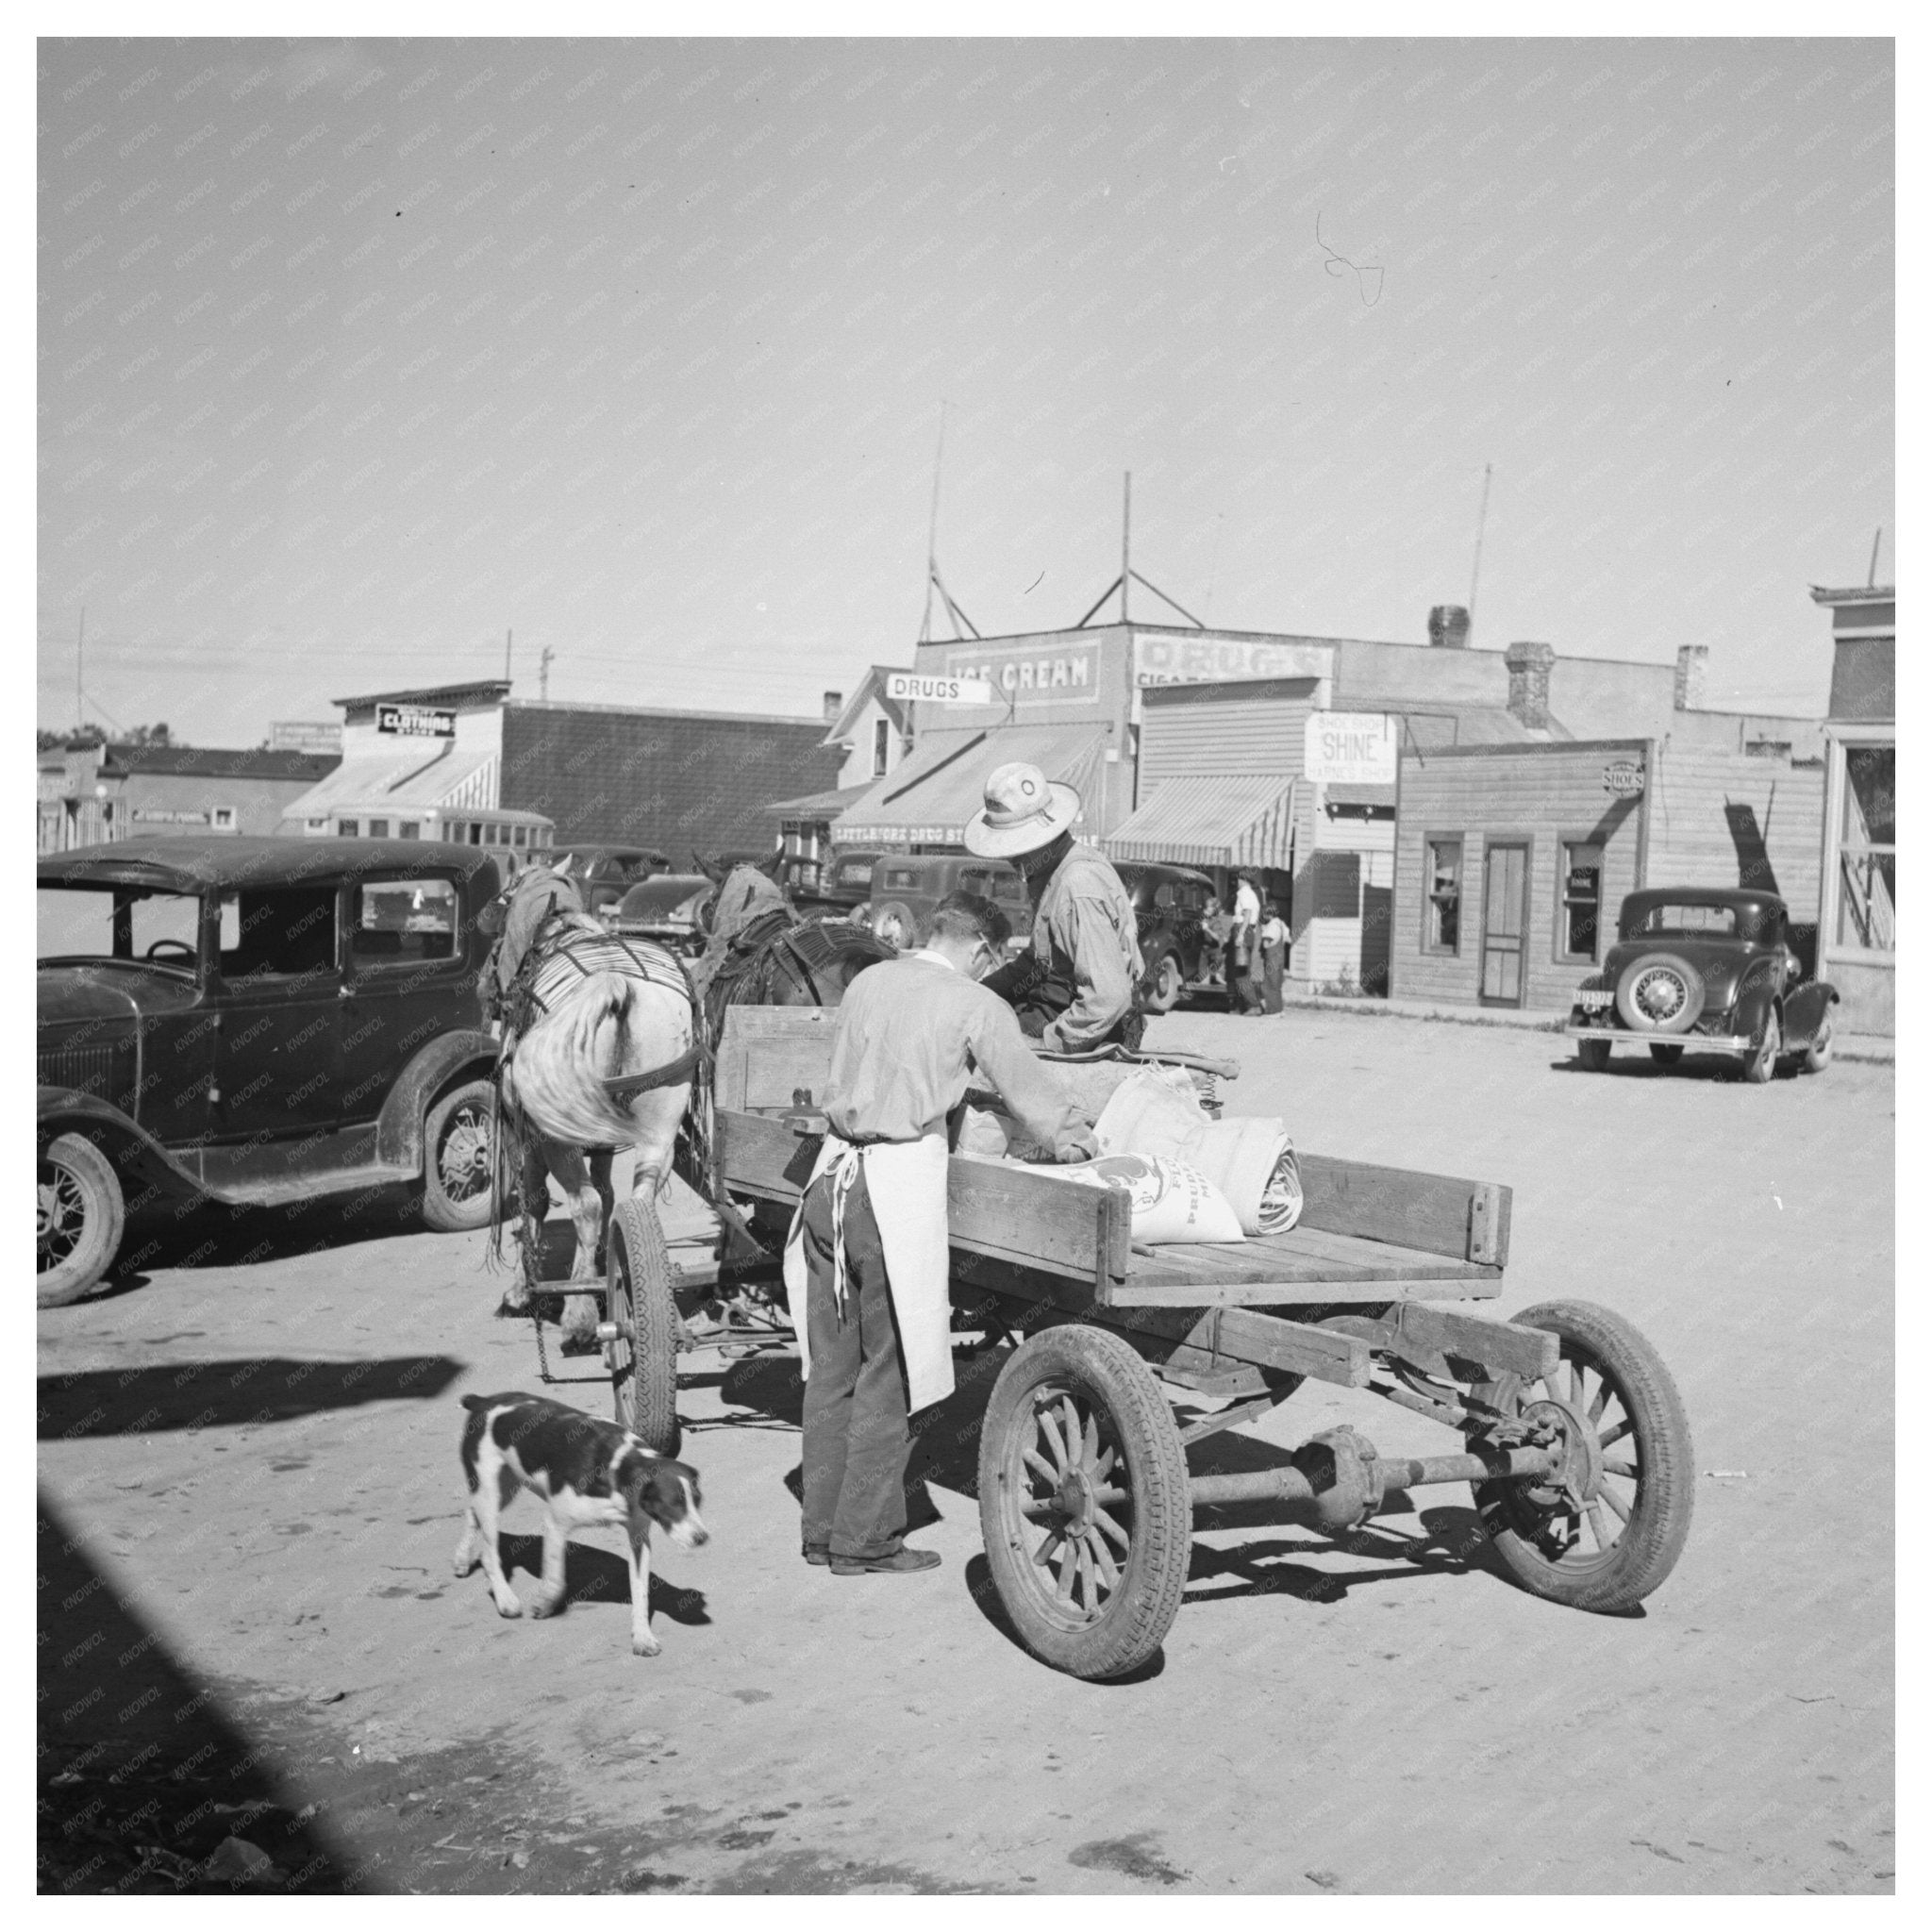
[1479,842,1529,1007]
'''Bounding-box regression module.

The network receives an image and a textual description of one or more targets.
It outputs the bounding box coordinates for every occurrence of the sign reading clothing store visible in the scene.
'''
[376,704,457,738]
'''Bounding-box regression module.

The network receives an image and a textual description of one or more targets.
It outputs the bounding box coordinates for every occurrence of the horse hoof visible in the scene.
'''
[494,1293,531,1320]
[558,1329,603,1358]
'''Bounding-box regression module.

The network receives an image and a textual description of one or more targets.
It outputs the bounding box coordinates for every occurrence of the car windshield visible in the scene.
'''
[39,884,202,969]
[1628,903,1740,938]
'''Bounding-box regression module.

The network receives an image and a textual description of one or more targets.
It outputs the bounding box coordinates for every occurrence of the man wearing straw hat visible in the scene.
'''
[965,760,1145,1053]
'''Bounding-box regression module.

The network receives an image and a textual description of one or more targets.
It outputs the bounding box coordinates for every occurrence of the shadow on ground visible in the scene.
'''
[38,1489,359,1895]
[38,1356,464,1440]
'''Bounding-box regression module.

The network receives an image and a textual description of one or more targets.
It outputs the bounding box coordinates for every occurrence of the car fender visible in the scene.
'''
[1729,961,1784,1038]
[1782,978,1840,1044]
[36,1086,201,1211]
[373,1029,499,1172]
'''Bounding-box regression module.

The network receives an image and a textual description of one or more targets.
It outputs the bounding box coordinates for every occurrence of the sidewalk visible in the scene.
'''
[1253,987,1895,1065]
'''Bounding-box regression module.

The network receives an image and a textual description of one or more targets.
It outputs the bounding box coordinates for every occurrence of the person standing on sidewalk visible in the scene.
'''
[1228,871,1265,1015]
[782,891,1096,1576]
[1257,903,1290,1013]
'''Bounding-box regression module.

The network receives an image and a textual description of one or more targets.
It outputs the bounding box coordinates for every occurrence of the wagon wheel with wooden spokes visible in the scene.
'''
[977,1325,1191,1681]
[1469,1299,1693,1614]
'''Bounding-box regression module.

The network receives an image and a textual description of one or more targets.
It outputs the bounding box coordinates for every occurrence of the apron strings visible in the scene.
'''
[824,1143,864,1322]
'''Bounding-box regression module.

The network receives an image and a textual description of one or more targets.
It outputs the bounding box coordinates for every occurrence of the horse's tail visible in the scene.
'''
[502,970,646,1149]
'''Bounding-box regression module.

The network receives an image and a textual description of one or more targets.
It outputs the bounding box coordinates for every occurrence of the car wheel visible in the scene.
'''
[871,901,916,951]
[1742,1008,1781,1085]
[1144,950,1183,1014]
[38,1133,125,1307]
[1802,1016,1835,1074]
[1648,1043,1684,1068]
[1613,951,1707,1035]
[1575,1040,1612,1072]
[423,1078,498,1231]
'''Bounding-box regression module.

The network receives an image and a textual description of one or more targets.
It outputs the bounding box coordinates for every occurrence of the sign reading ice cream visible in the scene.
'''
[1304,712,1397,785]
[939,642,1098,703]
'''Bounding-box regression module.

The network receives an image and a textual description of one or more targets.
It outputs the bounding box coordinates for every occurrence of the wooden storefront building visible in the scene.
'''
[1391,739,1825,1010]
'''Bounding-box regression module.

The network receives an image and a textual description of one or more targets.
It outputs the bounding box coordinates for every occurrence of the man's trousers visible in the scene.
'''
[799,1161,913,1561]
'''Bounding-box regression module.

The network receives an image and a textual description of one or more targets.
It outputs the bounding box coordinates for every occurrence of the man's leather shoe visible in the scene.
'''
[803,1546,830,1567]
[829,1547,941,1575]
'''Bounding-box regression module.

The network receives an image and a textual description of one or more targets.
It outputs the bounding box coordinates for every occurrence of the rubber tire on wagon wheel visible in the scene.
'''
[606,1196,681,1455]
[871,901,916,952]
[1144,950,1184,1015]
[978,1324,1192,1681]
[1648,1042,1684,1068]
[421,1079,498,1232]
[1575,1040,1612,1072]
[1742,1008,1781,1085]
[1470,1299,1693,1615]
[1614,951,1706,1036]
[38,1132,125,1308]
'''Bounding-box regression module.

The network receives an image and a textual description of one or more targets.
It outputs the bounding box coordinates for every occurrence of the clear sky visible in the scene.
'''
[38,35,1893,746]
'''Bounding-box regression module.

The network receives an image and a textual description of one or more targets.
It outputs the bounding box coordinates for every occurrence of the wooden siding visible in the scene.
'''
[1645,745,1824,924]
[1391,742,1650,1010]
[1138,678,1318,786]
[1290,814,1393,987]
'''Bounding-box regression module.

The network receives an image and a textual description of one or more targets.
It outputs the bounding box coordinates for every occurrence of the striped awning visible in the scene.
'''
[1103,776,1301,871]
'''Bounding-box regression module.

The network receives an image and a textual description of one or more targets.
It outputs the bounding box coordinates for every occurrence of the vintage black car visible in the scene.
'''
[778,847,884,922]
[37,837,506,1307]
[1564,887,1839,1082]
[861,853,1031,952]
[609,873,713,956]
[1116,860,1220,1013]
[541,843,669,914]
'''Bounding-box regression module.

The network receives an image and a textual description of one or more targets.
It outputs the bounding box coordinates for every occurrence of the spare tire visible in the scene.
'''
[1614,952,1706,1036]
[871,900,917,951]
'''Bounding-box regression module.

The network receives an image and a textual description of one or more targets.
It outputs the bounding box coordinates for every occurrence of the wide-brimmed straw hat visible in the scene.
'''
[963,760,1081,858]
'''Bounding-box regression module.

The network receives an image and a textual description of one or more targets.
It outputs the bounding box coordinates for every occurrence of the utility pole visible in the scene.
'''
[75,605,85,732]
[1869,525,1884,588]
[920,402,946,644]
[1121,472,1132,623]
[1467,463,1493,642]
[539,645,554,702]
[504,626,513,685]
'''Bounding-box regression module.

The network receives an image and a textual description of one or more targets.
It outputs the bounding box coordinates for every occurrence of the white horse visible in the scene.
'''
[481,861,698,1350]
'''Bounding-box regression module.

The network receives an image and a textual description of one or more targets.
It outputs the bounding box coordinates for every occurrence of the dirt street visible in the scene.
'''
[38,1008,1893,1894]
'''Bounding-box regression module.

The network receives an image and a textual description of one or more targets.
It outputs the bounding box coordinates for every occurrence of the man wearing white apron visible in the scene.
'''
[782,892,1096,1575]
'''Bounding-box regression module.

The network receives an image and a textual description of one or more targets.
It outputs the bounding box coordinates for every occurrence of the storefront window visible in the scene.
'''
[1425,838,1461,953]
[1836,744,1895,951]
[874,718,891,777]
[368,818,390,839]
[1558,841,1603,961]
[338,818,359,837]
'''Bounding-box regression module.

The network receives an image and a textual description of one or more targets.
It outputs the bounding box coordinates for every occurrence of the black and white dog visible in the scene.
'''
[455,1392,707,1657]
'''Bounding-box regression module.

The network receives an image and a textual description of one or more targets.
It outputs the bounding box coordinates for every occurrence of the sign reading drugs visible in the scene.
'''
[1304,712,1397,785]
[884,672,996,707]
[376,704,457,739]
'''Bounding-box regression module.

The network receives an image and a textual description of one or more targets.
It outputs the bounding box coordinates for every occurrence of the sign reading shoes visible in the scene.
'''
[1603,760,1646,796]
[376,704,457,738]
[884,672,996,706]
[1304,712,1397,785]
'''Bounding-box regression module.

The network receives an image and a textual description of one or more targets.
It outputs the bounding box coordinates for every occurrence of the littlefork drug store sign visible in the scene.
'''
[1305,712,1397,785]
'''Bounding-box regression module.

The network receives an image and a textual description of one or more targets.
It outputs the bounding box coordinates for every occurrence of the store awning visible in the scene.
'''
[830,724,1108,845]
[282,743,501,820]
[763,777,886,820]
[1103,776,1301,871]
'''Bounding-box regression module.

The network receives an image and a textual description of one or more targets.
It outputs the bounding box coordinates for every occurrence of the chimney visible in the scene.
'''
[1428,604,1471,649]
[822,691,843,724]
[1504,641,1556,731]
[1674,644,1708,712]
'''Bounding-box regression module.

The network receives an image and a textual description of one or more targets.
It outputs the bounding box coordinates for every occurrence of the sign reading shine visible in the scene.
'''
[1305,712,1397,785]
[376,704,457,738]
[884,672,996,707]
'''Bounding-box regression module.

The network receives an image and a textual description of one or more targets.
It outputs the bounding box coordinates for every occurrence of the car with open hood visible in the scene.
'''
[1564,887,1839,1082]
[38,836,506,1307]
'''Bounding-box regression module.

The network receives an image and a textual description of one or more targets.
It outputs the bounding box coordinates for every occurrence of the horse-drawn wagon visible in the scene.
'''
[524,1007,1695,1682]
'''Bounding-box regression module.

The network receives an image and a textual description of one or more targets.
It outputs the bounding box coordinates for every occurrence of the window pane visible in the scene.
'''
[1426,840,1460,951]
[219,888,339,980]
[368,818,390,839]
[1561,842,1603,958]
[338,819,358,837]
[1837,851,1896,951]
[1842,747,1895,846]
[353,878,458,966]
[38,887,201,962]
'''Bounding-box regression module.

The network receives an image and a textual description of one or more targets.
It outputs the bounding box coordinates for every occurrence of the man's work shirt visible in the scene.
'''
[823,949,1088,1154]
[1027,846,1145,1052]
[1233,878,1262,929]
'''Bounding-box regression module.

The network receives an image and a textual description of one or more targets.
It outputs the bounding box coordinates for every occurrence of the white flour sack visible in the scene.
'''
[1058,1154,1245,1244]
[1092,1067,1303,1236]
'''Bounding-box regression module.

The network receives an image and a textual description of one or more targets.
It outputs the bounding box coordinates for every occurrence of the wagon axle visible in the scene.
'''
[1187,1421,1584,1533]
